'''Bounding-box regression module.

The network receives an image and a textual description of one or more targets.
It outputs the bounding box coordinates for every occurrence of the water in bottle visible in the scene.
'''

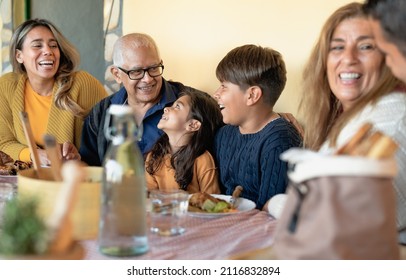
[98,104,148,256]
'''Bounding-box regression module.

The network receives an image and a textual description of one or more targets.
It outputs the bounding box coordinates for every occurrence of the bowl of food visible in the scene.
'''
[17,165,102,240]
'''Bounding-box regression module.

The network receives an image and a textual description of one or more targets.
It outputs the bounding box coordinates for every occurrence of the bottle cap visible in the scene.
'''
[108,104,133,116]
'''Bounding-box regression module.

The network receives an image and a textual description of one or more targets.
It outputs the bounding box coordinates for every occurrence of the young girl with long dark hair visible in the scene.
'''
[145,89,223,193]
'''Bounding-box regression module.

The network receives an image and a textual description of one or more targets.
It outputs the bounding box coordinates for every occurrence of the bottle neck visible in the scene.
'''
[105,113,142,144]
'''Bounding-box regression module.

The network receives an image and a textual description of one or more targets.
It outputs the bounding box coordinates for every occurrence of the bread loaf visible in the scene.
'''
[335,122,372,155]
[335,122,398,159]
[0,151,14,166]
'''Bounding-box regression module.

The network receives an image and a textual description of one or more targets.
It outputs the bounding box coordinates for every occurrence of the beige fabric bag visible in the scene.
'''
[273,149,400,260]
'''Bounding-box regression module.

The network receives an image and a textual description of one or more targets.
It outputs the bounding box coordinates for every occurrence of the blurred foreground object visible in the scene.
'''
[46,161,85,254]
[273,147,400,259]
[0,197,47,255]
[17,165,102,240]
[0,162,86,259]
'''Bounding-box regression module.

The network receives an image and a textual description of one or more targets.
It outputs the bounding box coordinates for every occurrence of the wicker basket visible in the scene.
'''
[17,166,102,240]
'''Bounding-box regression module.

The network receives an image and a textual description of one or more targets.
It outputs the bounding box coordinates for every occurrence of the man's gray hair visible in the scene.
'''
[113,33,160,66]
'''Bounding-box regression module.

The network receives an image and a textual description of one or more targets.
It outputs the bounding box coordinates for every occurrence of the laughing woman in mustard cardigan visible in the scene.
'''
[0,18,107,165]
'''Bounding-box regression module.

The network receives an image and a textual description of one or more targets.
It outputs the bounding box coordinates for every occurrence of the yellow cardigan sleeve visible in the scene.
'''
[0,73,29,160]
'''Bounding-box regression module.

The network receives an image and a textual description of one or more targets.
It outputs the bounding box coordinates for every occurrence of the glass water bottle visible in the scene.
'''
[98,104,148,256]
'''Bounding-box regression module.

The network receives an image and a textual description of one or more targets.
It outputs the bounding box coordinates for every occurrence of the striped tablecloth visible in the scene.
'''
[82,209,277,260]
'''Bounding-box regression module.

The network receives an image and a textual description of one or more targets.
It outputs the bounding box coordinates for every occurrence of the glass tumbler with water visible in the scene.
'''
[0,183,17,227]
[149,189,189,236]
[98,104,148,256]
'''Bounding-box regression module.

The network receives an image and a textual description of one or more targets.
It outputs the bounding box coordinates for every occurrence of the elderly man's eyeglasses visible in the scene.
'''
[116,63,164,80]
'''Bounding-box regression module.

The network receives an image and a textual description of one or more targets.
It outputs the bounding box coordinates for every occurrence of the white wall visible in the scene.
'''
[123,0,361,117]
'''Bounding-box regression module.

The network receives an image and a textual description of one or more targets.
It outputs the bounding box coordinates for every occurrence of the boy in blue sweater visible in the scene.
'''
[213,44,302,210]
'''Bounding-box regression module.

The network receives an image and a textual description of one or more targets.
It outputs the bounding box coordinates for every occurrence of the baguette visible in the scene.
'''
[349,131,383,156]
[335,122,398,159]
[335,122,373,155]
[46,161,85,254]
[0,151,14,165]
[366,136,398,159]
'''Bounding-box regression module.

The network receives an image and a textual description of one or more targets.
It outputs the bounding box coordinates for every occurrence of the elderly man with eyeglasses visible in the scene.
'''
[79,33,202,166]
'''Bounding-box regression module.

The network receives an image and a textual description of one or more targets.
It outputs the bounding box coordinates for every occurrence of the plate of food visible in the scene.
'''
[188,193,256,218]
[0,151,33,177]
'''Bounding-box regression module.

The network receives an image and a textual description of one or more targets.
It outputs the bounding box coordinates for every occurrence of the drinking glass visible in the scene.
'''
[149,189,189,236]
[0,183,17,226]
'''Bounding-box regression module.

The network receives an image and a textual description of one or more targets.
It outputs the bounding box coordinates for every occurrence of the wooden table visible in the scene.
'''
[81,209,277,260]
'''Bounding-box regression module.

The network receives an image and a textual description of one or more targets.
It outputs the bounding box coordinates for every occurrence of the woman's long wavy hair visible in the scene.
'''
[299,2,401,150]
[10,18,85,118]
[146,89,224,190]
